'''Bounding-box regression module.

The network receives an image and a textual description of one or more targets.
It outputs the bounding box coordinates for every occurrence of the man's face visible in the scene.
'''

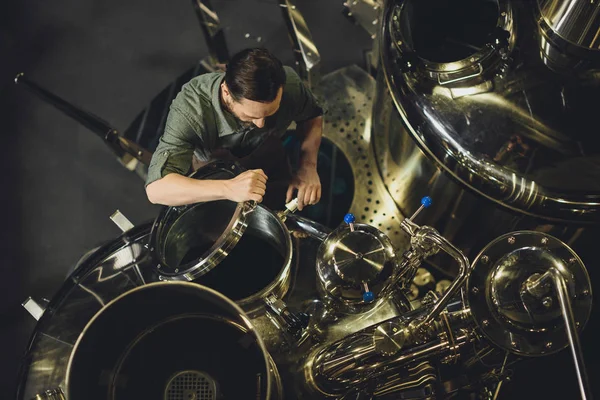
[222,84,283,129]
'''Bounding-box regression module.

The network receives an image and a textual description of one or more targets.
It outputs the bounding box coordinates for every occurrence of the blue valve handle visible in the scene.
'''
[344,213,356,232]
[363,291,374,303]
[409,196,432,221]
[362,282,375,303]
[344,213,356,224]
[421,196,432,208]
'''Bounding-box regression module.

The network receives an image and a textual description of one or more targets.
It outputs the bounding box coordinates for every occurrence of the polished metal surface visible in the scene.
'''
[377,0,600,228]
[66,282,281,400]
[373,321,409,355]
[467,231,593,357]
[18,224,154,399]
[316,221,398,310]
[538,0,600,49]
[150,162,250,279]
[192,0,230,66]
[31,388,65,400]
[164,370,217,400]
[319,65,410,253]
[279,0,321,88]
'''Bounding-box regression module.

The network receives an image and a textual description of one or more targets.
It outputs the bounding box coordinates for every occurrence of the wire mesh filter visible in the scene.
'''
[164,370,217,400]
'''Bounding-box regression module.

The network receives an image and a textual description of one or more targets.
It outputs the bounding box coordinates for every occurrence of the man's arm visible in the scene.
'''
[146,169,268,206]
[145,104,268,206]
[286,115,323,210]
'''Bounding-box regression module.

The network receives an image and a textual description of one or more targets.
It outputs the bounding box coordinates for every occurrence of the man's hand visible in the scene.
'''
[286,163,321,211]
[223,169,268,203]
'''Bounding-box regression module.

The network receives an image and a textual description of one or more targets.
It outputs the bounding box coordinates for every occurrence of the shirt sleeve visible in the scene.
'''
[145,107,202,187]
[285,67,324,123]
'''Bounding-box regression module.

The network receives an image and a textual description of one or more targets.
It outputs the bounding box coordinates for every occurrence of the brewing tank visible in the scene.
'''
[373,0,600,267]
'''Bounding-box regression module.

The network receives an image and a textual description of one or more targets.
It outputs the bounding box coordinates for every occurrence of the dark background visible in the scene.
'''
[0,0,596,398]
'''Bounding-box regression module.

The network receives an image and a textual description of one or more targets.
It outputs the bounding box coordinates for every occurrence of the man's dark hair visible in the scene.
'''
[225,48,286,103]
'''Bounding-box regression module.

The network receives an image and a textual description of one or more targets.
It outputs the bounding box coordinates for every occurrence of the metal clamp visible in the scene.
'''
[437,63,483,86]
[264,294,309,339]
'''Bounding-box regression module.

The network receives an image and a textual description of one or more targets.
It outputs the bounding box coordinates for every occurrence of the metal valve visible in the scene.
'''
[344,213,356,231]
[362,282,374,303]
[264,294,309,339]
[408,196,432,222]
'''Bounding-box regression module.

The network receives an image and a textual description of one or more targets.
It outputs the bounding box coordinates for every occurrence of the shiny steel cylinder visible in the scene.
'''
[538,0,600,49]
[66,282,282,400]
[374,0,600,272]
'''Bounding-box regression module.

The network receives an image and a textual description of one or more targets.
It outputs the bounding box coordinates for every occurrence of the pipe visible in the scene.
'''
[14,73,152,168]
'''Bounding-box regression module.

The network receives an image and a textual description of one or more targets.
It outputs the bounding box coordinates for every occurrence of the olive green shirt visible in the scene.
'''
[146,66,323,186]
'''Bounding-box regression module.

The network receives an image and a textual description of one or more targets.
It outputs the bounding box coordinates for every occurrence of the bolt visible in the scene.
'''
[482,319,490,327]
[582,290,590,297]
[174,268,179,273]
[511,341,517,348]
[307,52,312,56]
[569,257,577,264]
[470,57,475,62]
[508,236,516,244]
[150,247,154,252]
[397,40,403,46]
[576,322,581,327]
[157,264,161,269]
[481,255,489,264]
[542,297,553,308]
[137,150,142,156]
[372,19,378,25]
[501,11,506,16]
[541,237,548,245]
[471,287,479,295]
[244,33,250,38]
[545,342,552,349]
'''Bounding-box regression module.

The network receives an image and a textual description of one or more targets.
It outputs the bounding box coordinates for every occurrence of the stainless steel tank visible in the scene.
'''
[373,0,600,272]
[66,282,282,400]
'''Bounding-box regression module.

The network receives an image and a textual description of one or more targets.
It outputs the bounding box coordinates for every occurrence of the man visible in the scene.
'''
[145,48,323,211]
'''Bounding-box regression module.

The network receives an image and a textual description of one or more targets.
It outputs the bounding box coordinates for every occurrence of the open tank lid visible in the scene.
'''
[149,160,257,281]
[381,0,600,224]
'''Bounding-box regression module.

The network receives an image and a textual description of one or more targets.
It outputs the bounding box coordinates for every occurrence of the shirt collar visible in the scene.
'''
[212,74,244,137]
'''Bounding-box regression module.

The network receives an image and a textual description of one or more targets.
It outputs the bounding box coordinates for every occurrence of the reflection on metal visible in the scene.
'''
[319,65,409,252]
[538,0,600,49]
[537,0,600,71]
[343,0,382,38]
[22,297,46,321]
[192,0,230,67]
[31,388,65,400]
[109,210,135,233]
[379,0,600,224]
[14,73,153,170]
[279,0,321,89]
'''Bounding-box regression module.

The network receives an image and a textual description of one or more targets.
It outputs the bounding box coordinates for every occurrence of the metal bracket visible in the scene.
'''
[192,0,230,67]
[279,0,321,90]
[110,210,135,233]
[22,297,47,321]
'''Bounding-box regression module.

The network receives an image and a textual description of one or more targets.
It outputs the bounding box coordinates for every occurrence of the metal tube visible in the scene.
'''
[414,232,470,329]
[551,268,591,400]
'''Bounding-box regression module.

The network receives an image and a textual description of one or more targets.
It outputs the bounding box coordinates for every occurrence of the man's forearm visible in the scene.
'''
[297,116,323,167]
[146,173,227,206]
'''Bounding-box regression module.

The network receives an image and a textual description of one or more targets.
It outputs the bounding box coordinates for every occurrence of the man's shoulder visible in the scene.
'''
[171,72,223,117]
[283,66,302,87]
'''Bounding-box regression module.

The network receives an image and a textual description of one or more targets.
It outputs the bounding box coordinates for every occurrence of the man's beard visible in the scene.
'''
[223,97,254,129]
